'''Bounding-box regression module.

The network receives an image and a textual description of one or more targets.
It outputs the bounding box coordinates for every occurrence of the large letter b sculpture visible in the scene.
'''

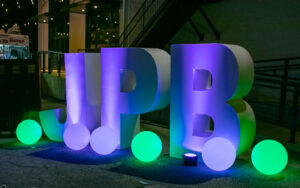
[170,44,255,170]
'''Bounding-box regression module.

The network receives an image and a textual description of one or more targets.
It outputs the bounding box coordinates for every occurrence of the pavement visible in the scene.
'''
[0,122,300,188]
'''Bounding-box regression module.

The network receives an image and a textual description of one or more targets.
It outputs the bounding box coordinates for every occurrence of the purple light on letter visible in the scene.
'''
[64,53,100,150]
[90,127,118,155]
[101,48,170,149]
[202,137,236,171]
[63,124,90,150]
[170,44,255,159]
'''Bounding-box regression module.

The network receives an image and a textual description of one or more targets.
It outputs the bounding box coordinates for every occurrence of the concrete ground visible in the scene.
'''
[1,122,300,188]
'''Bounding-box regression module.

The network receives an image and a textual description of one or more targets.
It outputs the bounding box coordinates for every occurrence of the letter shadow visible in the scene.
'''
[108,154,241,184]
[28,143,132,165]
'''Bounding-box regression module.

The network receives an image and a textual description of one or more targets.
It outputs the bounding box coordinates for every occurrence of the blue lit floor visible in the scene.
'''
[0,123,300,187]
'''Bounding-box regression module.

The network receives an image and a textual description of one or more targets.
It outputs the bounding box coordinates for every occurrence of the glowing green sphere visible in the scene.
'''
[131,131,162,162]
[16,119,42,145]
[251,140,288,175]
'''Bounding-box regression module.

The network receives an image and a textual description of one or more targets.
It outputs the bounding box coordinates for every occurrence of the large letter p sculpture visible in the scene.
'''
[97,48,170,155]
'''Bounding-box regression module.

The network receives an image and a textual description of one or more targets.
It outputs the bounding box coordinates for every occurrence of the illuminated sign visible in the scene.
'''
[35,43,279,173]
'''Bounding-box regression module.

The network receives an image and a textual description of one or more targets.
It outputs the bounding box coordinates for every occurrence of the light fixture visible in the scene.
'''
[16,119,42,145]
[43,20,46,23]
[202,137,236,171]
[90,127,118,155]
[67,22,70,25]
[63,123,90,150]
[251,140,288,175]
[81,9,85,12]
[105,17,108,21]
[50,17,53,21]
[131,131,162,162]
[5,8,8,12]
[183,153,198,166]
[93,5,98,9]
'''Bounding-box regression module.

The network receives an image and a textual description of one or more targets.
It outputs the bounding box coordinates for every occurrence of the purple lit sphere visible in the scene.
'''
[63,124,90,150]
[202,137,236,171]
[90,126,118,155]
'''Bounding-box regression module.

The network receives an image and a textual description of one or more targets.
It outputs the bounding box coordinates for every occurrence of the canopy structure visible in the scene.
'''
[0,34,29,59]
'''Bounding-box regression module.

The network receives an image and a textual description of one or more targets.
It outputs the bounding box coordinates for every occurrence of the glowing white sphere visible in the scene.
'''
[63,124,90,150]
[202,137,236,171]
[90,127,118,155]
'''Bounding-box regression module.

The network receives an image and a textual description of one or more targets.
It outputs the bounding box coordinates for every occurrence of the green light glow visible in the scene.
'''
[251,140,288,175]
[16,119,42,145]
[131,131,162,162]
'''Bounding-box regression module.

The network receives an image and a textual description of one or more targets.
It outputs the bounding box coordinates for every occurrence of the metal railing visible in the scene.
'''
[253,57,300,143]
[38,51,65,77]
[119,0,169,47]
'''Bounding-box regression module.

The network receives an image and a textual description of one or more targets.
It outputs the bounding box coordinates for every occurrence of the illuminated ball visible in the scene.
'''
[131,131,162,162]
[202,137,236,171]
[16,119,42,145]
[251,140,288,175]
[90,127,118,155]
[63,124,90,150]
